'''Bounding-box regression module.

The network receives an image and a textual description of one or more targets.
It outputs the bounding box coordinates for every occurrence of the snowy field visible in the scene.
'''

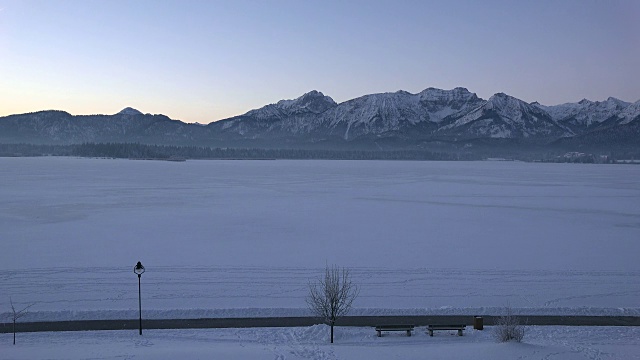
[3,325,640,360]
[1,158,639,321]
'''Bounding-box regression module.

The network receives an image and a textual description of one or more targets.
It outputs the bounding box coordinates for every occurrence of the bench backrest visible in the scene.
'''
[375,324,415,330]
[428,324,466,329]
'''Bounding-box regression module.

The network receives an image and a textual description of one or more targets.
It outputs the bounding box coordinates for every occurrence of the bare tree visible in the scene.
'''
[9,298,34,345]
[493,306,525,343]
[306,265,359,343]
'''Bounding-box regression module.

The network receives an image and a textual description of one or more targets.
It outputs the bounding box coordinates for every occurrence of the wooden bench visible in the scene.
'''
[375,324,415,337]
[427,324,466,336]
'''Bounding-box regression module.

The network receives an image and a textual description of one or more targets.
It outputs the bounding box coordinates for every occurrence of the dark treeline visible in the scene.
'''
[3,142,636,162]
[0,143,74,157]
[0,142,478,161]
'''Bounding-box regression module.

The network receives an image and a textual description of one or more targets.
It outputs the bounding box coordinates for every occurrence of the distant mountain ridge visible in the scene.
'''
[206,88,639,151]
[0,109,207,145]
[1,88,639,153]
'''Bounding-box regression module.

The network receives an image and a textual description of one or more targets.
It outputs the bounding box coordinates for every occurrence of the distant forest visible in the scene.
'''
[0,142,637,163]
[0,142,479,161]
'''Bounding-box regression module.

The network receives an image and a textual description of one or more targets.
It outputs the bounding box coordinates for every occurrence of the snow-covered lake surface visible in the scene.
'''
[3,325,640,360]
[1,158,639,320]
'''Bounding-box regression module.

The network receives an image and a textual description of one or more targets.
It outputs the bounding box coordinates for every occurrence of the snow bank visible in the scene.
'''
[2,325,640,360]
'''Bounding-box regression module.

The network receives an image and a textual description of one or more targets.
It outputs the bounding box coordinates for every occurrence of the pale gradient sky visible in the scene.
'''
[1,0,638,123]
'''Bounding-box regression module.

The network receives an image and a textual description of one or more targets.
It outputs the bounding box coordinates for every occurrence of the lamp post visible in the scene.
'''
[133,261,145,335]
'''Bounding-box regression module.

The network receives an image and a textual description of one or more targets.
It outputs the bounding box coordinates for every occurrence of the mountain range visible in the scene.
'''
[1,87,639,153]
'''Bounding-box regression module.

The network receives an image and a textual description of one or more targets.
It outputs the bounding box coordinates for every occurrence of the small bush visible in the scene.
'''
[494,307,525,342]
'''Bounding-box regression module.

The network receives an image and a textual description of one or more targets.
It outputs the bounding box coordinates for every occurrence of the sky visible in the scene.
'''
[0,0,638,124]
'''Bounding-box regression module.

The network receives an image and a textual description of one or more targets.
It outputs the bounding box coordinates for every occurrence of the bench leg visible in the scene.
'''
[377,330,381,337]
[458,329,463,336]
[407,330,411,337]
[428,330,433,337]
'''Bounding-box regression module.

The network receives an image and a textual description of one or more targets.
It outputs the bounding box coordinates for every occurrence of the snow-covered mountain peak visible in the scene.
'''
[605,97,630,108]
[480,93,558,131]
[616,100,640,125]
[117,107,143,116]
[418,87,478,102]
[295,90,331,102]
[486,93,547,113]
[578,98,592,105]
[438,91,563,139]
[541,96,633,128]
[241,91,337,122]
[486,93,527,111]
[273,90,337,113]
[488,92,507,101]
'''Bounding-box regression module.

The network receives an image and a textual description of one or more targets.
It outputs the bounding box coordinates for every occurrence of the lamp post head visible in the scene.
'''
[134,261,145,276]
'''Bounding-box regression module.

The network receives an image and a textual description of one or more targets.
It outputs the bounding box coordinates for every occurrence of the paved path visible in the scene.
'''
[1,315,639,333]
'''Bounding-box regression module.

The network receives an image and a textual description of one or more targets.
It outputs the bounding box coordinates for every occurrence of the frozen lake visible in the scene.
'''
[1,158,639,319]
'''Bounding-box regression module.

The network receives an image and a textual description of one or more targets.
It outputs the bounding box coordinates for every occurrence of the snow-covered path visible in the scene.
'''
[2,325,640,360]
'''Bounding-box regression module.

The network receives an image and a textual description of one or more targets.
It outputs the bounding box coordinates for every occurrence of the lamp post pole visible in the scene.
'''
[137,273,142,335]
[134,261,145,335]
